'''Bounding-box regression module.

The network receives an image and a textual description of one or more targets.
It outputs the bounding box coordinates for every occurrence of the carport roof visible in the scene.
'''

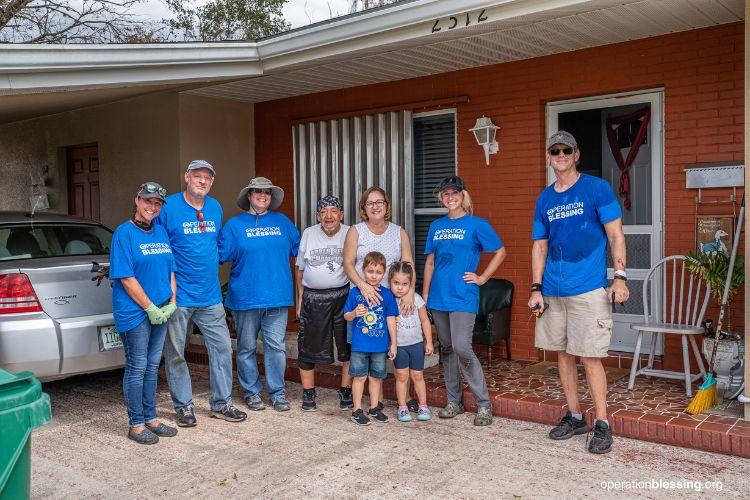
[0,0,743,122]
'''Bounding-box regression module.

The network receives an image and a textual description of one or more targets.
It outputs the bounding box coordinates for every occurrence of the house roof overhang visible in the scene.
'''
[0,0,743,122]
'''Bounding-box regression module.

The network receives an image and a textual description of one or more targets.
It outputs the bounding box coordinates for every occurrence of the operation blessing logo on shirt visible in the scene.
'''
[181,220,217,234]
[245,226,282,237]
[433,228,466,241]
[138,242,172,255]
[547,201,584,222]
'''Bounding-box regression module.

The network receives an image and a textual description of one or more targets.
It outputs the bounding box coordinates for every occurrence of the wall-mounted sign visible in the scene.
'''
[696,215,733,254]
[431,9,488,34]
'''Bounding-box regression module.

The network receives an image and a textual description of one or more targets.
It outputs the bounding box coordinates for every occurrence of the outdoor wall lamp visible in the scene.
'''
[470,116,500,165]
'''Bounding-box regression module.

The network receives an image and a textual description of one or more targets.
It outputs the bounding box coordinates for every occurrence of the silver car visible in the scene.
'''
[0,212,123,380]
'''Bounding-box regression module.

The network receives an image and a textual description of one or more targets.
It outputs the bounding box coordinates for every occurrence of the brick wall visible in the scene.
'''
[255,23,744,368]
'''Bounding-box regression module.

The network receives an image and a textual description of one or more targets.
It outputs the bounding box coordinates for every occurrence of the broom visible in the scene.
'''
[686,195,744,415]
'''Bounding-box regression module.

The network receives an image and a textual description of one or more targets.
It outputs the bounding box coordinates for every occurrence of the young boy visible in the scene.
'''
[343,251,398,425]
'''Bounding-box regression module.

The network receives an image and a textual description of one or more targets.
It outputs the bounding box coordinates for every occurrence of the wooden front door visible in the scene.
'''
[67,145,100,222]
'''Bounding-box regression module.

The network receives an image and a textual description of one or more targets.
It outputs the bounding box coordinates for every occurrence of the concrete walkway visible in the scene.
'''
[31,368,749,499]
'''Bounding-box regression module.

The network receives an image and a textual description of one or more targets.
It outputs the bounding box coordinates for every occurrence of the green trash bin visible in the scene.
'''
[0,370,51,500]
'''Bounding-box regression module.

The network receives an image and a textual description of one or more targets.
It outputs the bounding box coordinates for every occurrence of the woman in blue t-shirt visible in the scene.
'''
[218,177,301,412]
[422,175,506,427]
[109,182,178,445]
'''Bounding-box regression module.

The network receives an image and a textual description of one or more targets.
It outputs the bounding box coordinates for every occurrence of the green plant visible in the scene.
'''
[685,250,744,330]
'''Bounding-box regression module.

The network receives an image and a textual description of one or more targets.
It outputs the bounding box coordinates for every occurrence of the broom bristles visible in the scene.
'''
[685,375,717,415]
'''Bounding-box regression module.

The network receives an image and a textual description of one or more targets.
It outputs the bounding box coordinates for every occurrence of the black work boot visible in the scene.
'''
[338,387,353,411]
[302,388,317,412]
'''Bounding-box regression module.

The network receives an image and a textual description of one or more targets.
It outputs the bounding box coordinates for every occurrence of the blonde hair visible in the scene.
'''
[358,187,392,221]
[438,188,473,215]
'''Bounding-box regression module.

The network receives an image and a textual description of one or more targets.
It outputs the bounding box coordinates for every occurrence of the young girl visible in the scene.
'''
[389,261,434,422]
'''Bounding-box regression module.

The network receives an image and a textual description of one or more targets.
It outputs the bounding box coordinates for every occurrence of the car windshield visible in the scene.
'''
[0,222,113,260]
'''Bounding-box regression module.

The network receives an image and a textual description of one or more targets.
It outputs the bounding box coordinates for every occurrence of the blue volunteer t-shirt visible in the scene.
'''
[110,221,175,332]
[425,215,503,314]
[154,193,222,307]
[345,286,399,353]
[532,173,622,297]
[218,211,301,310]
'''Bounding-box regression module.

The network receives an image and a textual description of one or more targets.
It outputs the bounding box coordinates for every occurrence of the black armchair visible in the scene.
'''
[472,278,514,360]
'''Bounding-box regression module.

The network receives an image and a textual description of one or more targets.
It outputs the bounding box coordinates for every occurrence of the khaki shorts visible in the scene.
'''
[534,287,612,358]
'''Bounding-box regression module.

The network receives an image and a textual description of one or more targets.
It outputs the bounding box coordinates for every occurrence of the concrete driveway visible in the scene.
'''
[31,366,749,498]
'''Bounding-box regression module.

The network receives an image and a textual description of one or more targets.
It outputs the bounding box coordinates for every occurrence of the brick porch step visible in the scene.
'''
[184,344,750,458]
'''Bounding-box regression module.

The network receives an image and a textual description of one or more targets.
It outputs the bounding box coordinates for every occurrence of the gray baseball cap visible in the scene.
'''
[137,182,167,203]
[546,130,578,150]
[186,160,216,176]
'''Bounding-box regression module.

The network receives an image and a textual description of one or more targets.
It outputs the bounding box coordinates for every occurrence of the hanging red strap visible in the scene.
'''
[605,108,650,210]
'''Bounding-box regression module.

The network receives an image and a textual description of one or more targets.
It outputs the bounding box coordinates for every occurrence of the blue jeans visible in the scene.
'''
[233,307,288,402]
[349,351,387,379]
[121,318,168,427]
[165,303,234,412]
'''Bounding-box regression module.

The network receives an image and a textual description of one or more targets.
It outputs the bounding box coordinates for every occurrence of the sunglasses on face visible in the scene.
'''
[251,188,272,196]
[364,200,386,209]
[139,183,167,197]
[549,147,575,156]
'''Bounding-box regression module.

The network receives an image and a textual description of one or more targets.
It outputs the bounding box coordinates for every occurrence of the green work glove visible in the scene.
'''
[144,303,167,325]
[161,302,177,321]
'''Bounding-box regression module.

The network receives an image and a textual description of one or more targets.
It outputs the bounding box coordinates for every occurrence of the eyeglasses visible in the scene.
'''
[139,183,167,197]
[364,200,386,209]
[197,211,206,232]
[251,188,272,196]
[549,147,575,156]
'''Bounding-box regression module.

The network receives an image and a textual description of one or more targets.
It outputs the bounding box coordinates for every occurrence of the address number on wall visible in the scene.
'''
[431,9,488,33]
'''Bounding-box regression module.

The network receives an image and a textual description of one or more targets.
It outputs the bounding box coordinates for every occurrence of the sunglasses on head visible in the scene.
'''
[139,183,167,197]
[549,147,575,156]
[251,188,272,195]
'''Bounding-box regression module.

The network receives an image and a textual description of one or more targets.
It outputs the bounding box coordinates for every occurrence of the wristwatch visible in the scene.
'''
[613,270,627,282]
[530,282,543,293]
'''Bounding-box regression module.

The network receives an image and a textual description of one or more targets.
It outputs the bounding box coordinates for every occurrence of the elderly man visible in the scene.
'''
[156,160,246,426]
[295,196,352,411]
[529,131,628,454]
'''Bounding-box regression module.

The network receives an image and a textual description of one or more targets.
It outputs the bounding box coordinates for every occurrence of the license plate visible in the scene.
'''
[98,325,123,352]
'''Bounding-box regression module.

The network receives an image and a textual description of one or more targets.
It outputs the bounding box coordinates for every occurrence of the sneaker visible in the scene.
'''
[397,407,412,422]
[351,409,371,426]
[245,394,266,411]
[176,406,197,427]
[373,401,385,412]
[338,387,353,411]
[473,406,493,426]
[302,388,317,412]
[587,420,613,454]
[549,411,590,440]
[417,406,432,421]
[211,404,248,422]
[128,427,159,445]
[146,422,178,437]
[368,407,389,423]
[272,397,291,412]
[407,399,419,413]
[438,402,464,419]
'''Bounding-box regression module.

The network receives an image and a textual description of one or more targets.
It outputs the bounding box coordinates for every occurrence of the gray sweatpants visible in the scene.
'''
[432,309,491,408]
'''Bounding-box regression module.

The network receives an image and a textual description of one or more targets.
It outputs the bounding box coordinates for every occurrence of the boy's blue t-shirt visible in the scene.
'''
[532,173,622,297]
[218,211,301,310]
[154,193,222,307]
[109,221,175,332]
[424,215,503,314]
[345,286,399,353]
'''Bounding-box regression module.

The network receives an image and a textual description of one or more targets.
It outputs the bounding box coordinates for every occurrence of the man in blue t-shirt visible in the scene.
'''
[155,160,247,427]
[529,131,629,455]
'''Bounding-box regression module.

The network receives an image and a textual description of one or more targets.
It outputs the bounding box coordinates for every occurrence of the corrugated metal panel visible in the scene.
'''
[293,110,414,234]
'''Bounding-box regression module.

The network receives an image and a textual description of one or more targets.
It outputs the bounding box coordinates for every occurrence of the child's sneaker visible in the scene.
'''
[367,407,389,423]
[397,406,412,422]
[351,409,371,426]
[417,405,431,421]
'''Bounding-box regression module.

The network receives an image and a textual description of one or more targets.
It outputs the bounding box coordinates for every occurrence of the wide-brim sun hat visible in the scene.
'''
[237,177,284,211]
